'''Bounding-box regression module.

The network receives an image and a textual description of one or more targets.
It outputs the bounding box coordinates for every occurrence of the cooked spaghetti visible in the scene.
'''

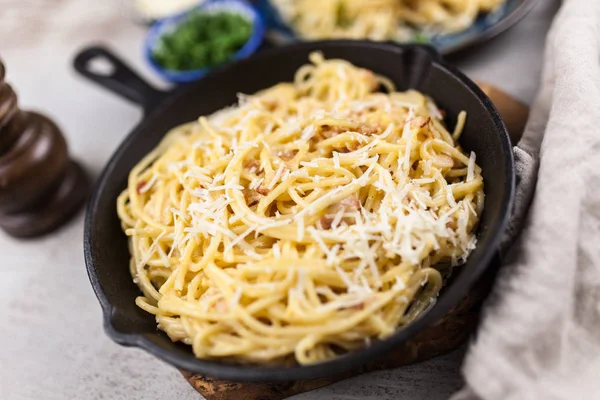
[271,0,505,41]
[117,52,484,365]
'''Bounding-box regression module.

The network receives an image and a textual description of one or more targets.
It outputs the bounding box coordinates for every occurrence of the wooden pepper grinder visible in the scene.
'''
[0,59,89,238]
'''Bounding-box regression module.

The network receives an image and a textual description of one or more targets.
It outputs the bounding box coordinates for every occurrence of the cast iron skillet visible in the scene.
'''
[75,40,515,382]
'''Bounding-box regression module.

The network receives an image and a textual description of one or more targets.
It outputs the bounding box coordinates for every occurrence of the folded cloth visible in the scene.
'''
[453,0,600,399]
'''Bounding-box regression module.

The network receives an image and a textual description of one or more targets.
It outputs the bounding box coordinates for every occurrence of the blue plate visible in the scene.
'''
[145,0,266,83]
[255,0,538,55]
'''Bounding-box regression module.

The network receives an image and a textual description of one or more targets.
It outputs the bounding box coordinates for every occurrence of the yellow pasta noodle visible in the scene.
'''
[271,0,505,41]
[118,52,484,365]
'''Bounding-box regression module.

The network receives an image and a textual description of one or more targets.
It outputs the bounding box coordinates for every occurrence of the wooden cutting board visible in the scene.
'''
[181,83,530,400]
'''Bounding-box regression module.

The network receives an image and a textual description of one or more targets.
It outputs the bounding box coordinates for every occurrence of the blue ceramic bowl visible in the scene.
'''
[256,0,537,55]
[145,0,265,83]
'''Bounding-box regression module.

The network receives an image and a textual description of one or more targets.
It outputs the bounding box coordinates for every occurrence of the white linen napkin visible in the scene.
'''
[454,0,600,398]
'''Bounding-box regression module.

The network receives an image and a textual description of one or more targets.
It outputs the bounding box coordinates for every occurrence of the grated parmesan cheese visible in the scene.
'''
[249,177,264,190]
[467,151,476,182]
[268,164,285,189]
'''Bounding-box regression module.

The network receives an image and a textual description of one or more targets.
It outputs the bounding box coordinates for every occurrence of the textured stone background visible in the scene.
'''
[0,1,559,399]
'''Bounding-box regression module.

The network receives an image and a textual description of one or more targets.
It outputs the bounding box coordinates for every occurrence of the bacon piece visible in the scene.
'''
[340,142,361,153]
[319,194,361,229]
[244,189,262,207]
[319,216,333,230]
[338,302,365,311]
[320,125,348,139]
[410,116,430,129]
[357,125,381,136]
[244,185,270,206]
[277,149,298,161]
[321,124,381,139]
[136,180,147,194]
[262,99,278,111]
[256,186,270,196]
[446,220,457,230]
[244,159,261,173]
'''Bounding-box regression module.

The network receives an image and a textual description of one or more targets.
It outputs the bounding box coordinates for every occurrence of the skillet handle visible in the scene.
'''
[73,45,168,114]
[383,42,443,60]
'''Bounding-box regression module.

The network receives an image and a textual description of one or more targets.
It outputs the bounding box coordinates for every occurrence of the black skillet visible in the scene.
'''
[75,40,515,382]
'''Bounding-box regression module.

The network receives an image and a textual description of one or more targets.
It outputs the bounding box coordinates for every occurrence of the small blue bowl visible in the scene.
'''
[144,0,265,83]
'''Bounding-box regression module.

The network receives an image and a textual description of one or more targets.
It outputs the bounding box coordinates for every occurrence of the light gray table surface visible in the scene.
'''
[0,1,559,399]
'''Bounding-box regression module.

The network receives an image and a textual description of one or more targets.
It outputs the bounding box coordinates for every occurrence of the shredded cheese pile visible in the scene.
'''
[118,52,484,365]
[271,0,505,41]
